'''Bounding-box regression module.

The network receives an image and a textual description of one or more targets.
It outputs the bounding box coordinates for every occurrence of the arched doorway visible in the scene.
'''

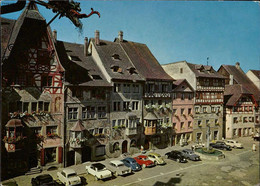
[122,140,128,153]
[82,146,91,163]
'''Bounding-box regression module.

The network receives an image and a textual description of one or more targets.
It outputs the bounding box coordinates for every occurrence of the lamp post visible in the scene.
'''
[206,123,211,151]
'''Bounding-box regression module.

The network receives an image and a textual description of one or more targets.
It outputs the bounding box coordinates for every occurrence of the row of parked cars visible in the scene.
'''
[31,140,243,186]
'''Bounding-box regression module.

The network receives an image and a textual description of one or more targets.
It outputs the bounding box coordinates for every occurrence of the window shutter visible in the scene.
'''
[41,148,45,166]
[58,146,63,163]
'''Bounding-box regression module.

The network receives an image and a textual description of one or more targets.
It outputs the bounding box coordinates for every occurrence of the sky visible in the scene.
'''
[2,1,260,73]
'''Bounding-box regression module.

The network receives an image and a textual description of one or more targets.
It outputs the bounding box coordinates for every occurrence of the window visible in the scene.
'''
[243,117,248,123]
[147,83,154,93]
[123,101,130,111]
[249,117,254,122]
[198,120,202,126]
[181,108,185,115]
[188,121,192,128]
[181,122,184,129]
[188,108,192,115]
[215,119,218,124]
[32,102,37,112]
[206,120,209,125]
[133,84,139,93]
[173,93,177,100]
[195,107,200,113]
[158,119,163,125]
[203,107,207,113]
[113,102,121,111]
[44,102,50,111]
[46,126,57,135]
[244,106,248,112]
[23,102,29,112]
[114,83,121,93]
[118,119,122,126]
[180,68,183,73]
[173,123,176,129]
[112,120,116,127]
[181,93,185,100]
[123,84,131,93]
[38,101,43,111]
[233,117,238,123]
[211,107,215,113]
[83,106,96,119]
[173,109,177,114]
[33,127,42,135]
[188,93,192,100]
[249,106,252,111]
[132,101,139,111]
[165,118,170,123]
[68,108,78,120]
[162,84,168,92]
[98,106,106,118]
[95,145,105,157]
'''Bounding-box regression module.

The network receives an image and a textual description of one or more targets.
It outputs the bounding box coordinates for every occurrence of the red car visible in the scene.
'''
[134,155,155,168]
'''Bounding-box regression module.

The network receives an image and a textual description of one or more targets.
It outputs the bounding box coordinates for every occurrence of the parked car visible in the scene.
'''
[147,152,166,165]
[210,141,232,151]
[57,169,81,186]
[225,140,243,149]
[134,155,155,168]
[121,157,142,171]
[31,174,56,186]
[86,163,112,180]
[165,150,187,163]
[181,149,201,161]
[106,160,132,176]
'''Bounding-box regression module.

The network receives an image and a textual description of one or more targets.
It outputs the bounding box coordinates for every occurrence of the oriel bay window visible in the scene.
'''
[68,108,78,120]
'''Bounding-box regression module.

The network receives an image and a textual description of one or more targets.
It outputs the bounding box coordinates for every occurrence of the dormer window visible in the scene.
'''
[112,54,121,60]
[110,65,122,73]
[127,67,136,74]
[69,55,81,61]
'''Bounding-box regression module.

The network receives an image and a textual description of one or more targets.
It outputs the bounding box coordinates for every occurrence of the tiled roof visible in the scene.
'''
[221,65,260,101]
[173,79,186,86]
[5,119,23,127]
[224,84,253,106]
[172,79,194,92]
[56,41,111,87]
[144,112,158,120]
[91,38,145,82]
[187,62,225,79]
[250,70,260,79]
[70,120,86,131]
[118,39,174,81]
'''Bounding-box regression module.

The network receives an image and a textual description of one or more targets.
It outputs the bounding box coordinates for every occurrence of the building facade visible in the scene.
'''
[162,61,225,143]
[1,4,64,178]
[172,79,194,145]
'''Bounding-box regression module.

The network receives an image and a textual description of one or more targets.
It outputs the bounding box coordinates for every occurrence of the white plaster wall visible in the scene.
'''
[246,70,260,90]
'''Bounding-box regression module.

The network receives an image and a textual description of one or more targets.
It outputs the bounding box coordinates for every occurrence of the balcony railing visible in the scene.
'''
[144,92,171,98]
[144,127,156,135]
[196,86,224,91]
[125,128,137,136]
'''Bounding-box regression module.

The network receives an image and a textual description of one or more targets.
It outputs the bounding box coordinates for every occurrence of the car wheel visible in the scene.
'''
[95,176,99,181]
[142,164,146,168]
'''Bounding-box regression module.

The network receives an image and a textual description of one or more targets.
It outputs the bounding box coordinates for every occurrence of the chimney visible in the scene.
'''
[235,62,240,69]
[229,74,234,85]
[95,30,100,45]
[84,37,88,56]
[53,30,57,43]
[118,31,123,42]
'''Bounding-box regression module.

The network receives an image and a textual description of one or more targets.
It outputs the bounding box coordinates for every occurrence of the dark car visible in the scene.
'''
[121,157,142,171]
[182,149,201,161]
[165,150,187,163]
[31,174,57,186]
[210,141,232,151]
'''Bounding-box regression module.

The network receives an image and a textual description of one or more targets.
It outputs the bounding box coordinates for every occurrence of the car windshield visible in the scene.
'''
[131,160,137,164]
[94,163,106,171]
[68,173,77,178]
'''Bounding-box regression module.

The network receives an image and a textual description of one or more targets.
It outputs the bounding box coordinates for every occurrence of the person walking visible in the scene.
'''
[252,143,256,151]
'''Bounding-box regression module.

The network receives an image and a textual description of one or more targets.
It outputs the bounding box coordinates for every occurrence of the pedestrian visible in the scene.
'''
[252,143,256,151]
[191,145,195,151]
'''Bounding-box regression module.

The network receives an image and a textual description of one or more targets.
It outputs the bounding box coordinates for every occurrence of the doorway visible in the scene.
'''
[122,140,128,153]
[82,146,91,163]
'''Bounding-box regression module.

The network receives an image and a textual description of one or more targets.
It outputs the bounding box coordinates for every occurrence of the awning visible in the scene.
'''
[5,119,23,128]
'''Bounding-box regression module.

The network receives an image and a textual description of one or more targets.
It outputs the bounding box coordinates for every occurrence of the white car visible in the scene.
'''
[57,168,81,186]
[86,163,112,180]
[225,140,243,149]
[106,160,132,176]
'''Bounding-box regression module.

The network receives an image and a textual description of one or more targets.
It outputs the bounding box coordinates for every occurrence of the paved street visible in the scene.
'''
[3,137,259,186]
